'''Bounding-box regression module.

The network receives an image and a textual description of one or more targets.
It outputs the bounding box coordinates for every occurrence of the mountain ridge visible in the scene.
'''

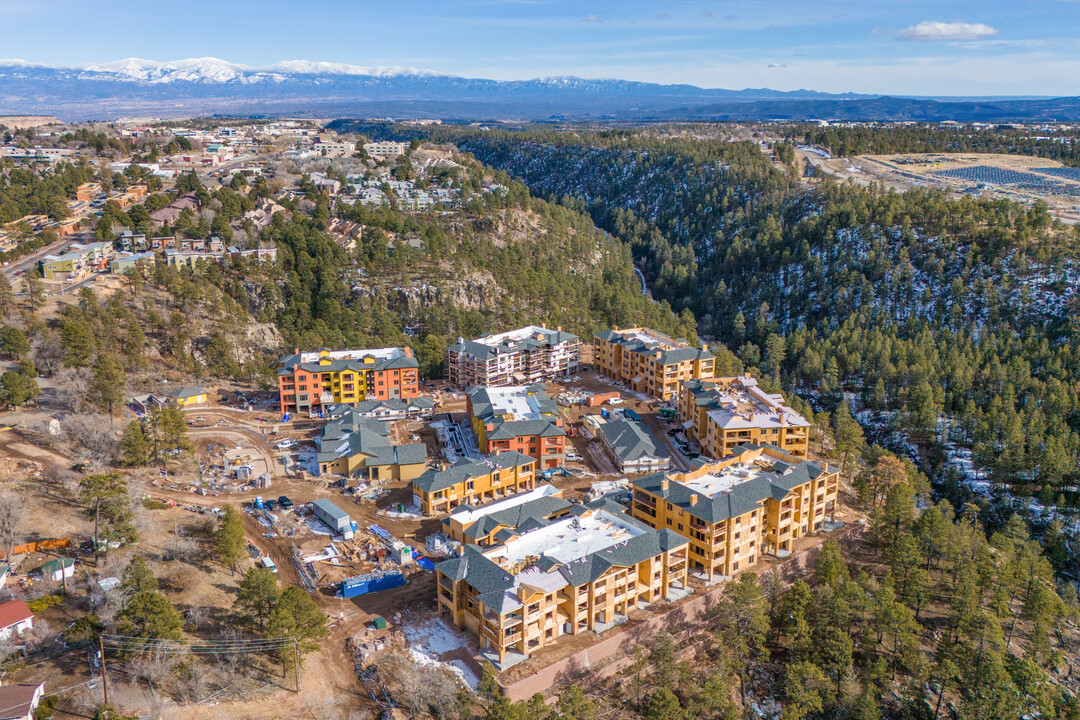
[0,57,1077,122]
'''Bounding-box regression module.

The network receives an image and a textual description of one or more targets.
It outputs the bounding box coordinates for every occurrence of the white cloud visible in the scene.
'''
[898,21,999,42]
[767,62,786,68]
[584,14,603,23]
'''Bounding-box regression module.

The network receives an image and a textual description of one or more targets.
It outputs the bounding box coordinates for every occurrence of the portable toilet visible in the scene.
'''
[255,496,264,510]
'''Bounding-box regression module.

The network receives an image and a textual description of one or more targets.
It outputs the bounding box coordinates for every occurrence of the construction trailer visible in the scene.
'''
[313,498,354,538]
[340,570,406,598]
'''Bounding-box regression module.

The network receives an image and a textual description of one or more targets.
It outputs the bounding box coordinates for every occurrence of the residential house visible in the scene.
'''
[467,385,566,468]
[0,600,34,640]
[410,451,536,516]
[109,251,157,275]
[630,444,839,580]
[679,376,810,459]
[171,387,207,407]
[39,242,112,281]
[595,416,671,474]
[277,347,419,415]
[0,681,46,720]
[129,393,168,414]
[593,328,715,401]
[448,326,581,388]
[40,558,74,582]
[436,502,690,665]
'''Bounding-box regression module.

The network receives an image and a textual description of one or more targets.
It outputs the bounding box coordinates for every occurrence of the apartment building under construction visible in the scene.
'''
[435,501,690,666]
[448,326,581,388]
[679,375,811,459]
[593,327,714,400]
[630,444,838,579]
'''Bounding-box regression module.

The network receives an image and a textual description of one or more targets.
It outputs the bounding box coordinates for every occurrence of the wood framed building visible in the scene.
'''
[679,376,810,459]
[593,328,714,401]
[630,444,839,580]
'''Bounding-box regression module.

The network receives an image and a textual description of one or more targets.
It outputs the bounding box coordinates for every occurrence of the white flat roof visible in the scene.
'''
[484,386,545,420]
[298,347,403,363]
[488,509,645,567]
[618,328,673,346]
[450,484,561,525]
[682,462,765,498]
[476,325,559,346]
[705,377,810,430]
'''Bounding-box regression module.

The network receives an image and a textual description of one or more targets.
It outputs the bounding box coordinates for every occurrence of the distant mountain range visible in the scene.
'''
[0,57,1077,122]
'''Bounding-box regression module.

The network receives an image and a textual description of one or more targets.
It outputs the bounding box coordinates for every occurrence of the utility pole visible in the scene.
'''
[99,635,110,708]
[294,638,301,693]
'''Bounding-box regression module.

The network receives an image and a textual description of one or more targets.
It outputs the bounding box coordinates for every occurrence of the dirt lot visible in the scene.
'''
[800,150,1080,224]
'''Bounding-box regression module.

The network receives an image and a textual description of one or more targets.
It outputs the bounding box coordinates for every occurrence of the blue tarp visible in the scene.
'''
[416,556,435,571]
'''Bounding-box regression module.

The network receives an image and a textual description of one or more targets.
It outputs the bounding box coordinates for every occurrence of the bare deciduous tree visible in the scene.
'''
[0,490,22,560]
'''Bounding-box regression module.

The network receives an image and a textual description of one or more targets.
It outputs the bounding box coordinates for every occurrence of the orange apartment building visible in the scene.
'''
[593,327,715,401]
[467,384,566,468]
[277,347,419,415]
[436,502,690,667]
[630,444,839,579]
[679,376,811,459]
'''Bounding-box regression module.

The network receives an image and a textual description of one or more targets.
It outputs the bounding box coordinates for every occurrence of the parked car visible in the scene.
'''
[275,439,295,449]
[278,496,294,509]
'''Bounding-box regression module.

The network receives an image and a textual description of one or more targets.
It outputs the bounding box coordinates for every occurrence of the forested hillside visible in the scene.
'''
[337,121,1080,510]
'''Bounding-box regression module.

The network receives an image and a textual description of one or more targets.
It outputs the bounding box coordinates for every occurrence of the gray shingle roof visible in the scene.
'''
[600,419,668,464]
[412,452,535,494]
[316,408,427,469]
[630,443,827,524]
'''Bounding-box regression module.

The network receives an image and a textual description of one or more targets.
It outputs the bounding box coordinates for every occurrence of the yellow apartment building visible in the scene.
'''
[411,452,537,516]
[435,503,690,666]
[680,376,810,459]
[593,327,714,400]
[630,444,839,579]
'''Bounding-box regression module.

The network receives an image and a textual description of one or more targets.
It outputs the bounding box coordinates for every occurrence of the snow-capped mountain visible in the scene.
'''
[0,57,1072,122]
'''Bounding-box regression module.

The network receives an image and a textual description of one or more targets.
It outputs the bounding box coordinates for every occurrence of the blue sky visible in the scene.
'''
[3,0,1079,95]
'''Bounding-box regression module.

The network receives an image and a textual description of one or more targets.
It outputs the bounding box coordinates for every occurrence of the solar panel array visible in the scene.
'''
[932,166,1058,186]
[1033,167,1080,182]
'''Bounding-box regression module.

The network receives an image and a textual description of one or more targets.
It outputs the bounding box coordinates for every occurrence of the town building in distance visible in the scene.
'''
[467,384,567,468]
[448,326,581,388]
[593,327,715,401]
[680,376,810,459]
[363,141,406,158]
[435,502,690,666]
[410,451,537,516]
[630,444,839,579]
[277,347,419,415]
